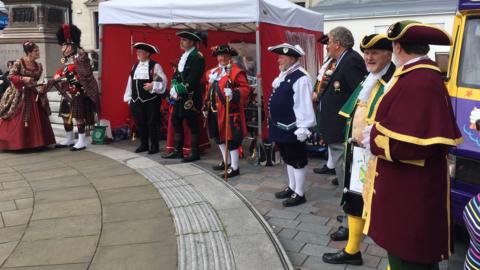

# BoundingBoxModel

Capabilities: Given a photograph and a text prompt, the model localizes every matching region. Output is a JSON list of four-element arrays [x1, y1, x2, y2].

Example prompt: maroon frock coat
[[365, 59, 462, 263]]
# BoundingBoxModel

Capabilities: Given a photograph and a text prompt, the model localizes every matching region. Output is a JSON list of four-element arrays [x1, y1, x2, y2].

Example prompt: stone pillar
[[0, 0, 70, 77]]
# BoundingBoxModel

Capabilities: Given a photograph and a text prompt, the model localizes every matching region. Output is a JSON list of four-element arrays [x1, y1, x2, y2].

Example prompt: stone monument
[[0, 0, 70, 76]]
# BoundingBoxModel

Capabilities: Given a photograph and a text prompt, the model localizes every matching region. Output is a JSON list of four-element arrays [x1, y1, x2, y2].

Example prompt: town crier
[[362, 21, 463, 269], [203, 44, 249, 178]]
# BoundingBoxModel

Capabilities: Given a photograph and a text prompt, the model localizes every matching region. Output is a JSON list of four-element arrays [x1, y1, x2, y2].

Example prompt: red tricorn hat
[[386, 20, 451, 46]]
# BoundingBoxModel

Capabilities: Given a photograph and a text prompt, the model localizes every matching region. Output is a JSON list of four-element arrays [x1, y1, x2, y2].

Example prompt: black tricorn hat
[[211, 44, 238, 57], [133, 42, 159, 54], [360, 34, 392, 52], [317, 33, 329, 45], [176, 30, 208, 47], [56, 24, 81, 47], [268, 43, 305, 57]]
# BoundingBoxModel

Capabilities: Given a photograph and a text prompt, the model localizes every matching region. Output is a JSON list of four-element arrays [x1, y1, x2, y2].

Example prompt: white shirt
[[123, 60, 167, 103], [272, 62, 317, 130]]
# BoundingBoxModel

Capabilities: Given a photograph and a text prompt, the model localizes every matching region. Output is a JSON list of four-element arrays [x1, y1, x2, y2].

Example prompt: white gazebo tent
[[98, 0, 323, 146]]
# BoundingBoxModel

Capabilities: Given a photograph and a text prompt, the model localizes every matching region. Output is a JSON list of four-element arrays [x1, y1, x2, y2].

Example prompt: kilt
[[58, 93, 96, 126]]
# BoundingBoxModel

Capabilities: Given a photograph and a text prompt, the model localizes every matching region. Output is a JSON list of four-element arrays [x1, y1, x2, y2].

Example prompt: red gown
[[0, 59, 55, 150]]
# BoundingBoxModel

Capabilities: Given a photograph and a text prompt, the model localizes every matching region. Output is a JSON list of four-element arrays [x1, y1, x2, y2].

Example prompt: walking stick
[[224, 63, 233, 182]]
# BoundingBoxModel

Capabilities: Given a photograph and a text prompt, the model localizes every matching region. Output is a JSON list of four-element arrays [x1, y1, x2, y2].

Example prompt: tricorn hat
[[386, 20, 451, 45], [211, 44, 238, 57], [268, 43, 305, 57], [133, 42, 159, 54], [176, 30, 208, 46], [360, 34, 392, 52], [56, 24, 81, 47], [317, 33, 329, 45]]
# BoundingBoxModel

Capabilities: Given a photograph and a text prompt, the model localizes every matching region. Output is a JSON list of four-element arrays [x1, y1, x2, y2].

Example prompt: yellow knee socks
[[345, 215, 365, 254]]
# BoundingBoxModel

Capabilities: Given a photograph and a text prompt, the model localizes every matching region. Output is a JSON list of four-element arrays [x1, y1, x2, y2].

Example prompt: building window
[[12, 7, 34, 23]]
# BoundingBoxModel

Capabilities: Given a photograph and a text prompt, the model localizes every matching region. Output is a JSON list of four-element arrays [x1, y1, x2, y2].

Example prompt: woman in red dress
[[0, 41, 55, 150]]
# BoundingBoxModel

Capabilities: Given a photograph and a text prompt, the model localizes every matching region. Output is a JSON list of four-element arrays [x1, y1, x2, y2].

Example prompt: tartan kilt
[[58, 93, 96, 125]]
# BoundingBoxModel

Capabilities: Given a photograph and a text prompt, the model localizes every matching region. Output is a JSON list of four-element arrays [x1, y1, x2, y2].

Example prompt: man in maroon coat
[[362, 20, 463, 269]]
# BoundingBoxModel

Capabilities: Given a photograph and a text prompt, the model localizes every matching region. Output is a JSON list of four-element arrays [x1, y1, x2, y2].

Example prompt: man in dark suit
[[162, 30, 206, 162], [318, 26, 367, 240]]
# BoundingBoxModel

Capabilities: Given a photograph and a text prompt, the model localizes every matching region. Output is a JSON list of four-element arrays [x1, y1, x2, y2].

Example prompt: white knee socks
[[218, 144, 227, 163], [287, 165, 296, 191], [294, 168, 306, 196], [230, 149, 239, 170], [327, 149, 335, 169]]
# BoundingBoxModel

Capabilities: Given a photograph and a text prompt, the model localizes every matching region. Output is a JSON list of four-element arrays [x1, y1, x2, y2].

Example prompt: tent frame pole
[[255, 22, 262, 144], [98, 24, 103, 95]]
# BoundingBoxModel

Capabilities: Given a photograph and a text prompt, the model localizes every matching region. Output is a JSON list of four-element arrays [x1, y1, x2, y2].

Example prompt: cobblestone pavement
[[114, 139, 467, 270]]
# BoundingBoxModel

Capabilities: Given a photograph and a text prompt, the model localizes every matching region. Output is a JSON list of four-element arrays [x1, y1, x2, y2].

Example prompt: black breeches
[[130, 98, 161, 147]]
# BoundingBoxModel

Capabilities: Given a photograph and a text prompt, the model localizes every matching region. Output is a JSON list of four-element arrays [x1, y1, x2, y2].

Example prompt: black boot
[[135, 130, 149, 153], [148, 142, 159, 155], [182, 135, 200, 162], [135, 144, 149, 153], [162, 133, 183, 159]]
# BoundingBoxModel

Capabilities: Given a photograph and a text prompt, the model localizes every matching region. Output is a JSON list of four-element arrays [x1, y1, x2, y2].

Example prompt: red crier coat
[[364, 59, 463, 263], [204, 64, 249, 141]]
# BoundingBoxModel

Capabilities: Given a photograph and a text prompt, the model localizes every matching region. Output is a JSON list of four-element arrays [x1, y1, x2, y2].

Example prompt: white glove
[[169, 86, 178, 99], [155, 82, 165, 94], [294, 127, 311, 142], [361, 125, 373, 150], [224, 88, 232, 98], [202, 110, 208, 118]]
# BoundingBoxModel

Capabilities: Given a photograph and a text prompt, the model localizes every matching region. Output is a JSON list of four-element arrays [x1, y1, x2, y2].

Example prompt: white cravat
[[272, 62, 301, 89], [133, 60, 149, 80], [358, 63, 392, 103], [178, 47, 195, 72]]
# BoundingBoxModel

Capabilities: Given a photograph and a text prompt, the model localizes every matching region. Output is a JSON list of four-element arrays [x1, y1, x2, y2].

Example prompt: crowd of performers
[[0, 20, 474, 269]]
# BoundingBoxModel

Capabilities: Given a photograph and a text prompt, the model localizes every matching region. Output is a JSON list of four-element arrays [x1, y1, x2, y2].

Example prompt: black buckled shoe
[[313, 165, 336, 175], [70, 146, 86, 151], [275, 187, 294, 199], [219, 167, 240, 179], [212, 161, 230, 171], [336, 215, 344, 223], [161, 150, 183, 159], [282, 193, 306, 207], [322, 249, 362, 265], [135, 145, 149, 153], [330, 226, 349, 241], [331, 178, 339, 186]]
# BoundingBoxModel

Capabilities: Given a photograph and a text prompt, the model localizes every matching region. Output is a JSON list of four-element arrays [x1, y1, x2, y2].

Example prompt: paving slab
[[89, 242, 176, 270], [22, 215, 101, 242], [3, 236, 98, 267]]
